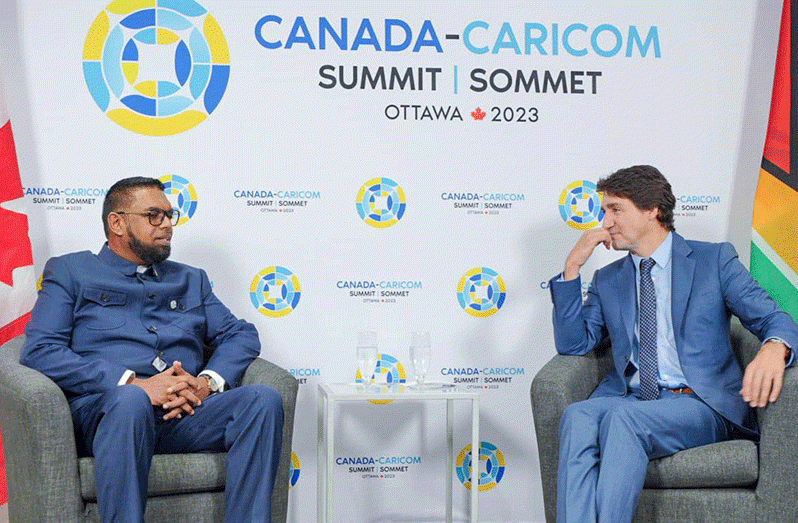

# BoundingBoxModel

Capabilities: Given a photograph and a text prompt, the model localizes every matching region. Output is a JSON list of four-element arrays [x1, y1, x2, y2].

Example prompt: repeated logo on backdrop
[[456, 441, 506, 492], [83, 0, 230, 136], [356, 352, 407, 385], [356, 353, 407, 405], [22, 186, 106, 212], [559, 180, 604, 230], [675, 193, 722, 218], [289, 451, 301, 489], [249, 266, 301, 317], [440, 190, 525, 216], [457, 267, 506, 317], [159, 174, 197, 225], [356, 177, 406, 227]]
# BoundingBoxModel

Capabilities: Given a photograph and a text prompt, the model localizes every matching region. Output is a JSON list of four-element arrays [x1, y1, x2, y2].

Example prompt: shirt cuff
[[118, 370, 135, 386], [199, 369, 226, 391]]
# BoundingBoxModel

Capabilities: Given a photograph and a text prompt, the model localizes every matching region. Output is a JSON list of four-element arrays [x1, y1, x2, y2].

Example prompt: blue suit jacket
[[550, 232, 798, 432], [22, 244, 261, 401]]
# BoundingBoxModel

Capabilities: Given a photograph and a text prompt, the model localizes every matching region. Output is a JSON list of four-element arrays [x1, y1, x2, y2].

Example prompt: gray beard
[[129, 233, 170, 265]]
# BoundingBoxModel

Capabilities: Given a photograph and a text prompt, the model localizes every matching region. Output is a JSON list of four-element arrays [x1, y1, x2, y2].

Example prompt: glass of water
[[356, 331, 378, 389], [409, 331, 432, 388]]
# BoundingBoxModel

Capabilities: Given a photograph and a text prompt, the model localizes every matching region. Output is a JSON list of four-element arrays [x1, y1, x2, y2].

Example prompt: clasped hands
[[130, 361, 211, 420]]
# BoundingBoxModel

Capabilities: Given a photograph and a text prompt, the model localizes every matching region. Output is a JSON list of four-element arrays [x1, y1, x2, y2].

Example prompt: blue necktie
[[639, 258, 659, 400]]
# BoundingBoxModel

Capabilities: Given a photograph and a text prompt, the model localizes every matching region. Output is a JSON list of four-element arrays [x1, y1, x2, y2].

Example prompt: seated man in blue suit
[[22, 177, 283, 523], [549, 165, 798, 523]]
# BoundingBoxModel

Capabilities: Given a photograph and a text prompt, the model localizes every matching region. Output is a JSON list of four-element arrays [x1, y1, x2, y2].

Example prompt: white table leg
[[317, 389, 324, 523], [471, 398, 479, 523], [446, 399, 453, 523], [326, 398, 335, 522]]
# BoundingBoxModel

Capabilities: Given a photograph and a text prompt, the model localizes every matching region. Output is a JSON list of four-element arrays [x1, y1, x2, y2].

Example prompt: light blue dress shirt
[[628, 232, 689, 390]]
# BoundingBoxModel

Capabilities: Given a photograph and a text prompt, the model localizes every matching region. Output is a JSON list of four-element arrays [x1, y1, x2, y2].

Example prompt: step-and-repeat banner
[[0, 1, 779, 521]]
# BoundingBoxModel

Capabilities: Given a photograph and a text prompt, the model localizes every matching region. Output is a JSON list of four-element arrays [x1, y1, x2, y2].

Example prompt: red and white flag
[[0, 62, 36, 507]]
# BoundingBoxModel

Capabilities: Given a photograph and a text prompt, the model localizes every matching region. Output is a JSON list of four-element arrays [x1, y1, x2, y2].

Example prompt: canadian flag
[[0, 64, 37, 506]]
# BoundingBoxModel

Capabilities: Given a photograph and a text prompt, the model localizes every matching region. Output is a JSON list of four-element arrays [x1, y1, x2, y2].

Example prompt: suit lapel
[[671, 233, 694, 340]]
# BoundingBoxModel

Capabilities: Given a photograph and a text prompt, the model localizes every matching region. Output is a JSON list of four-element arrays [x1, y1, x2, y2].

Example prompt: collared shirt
[[628, 232, 689, 390]]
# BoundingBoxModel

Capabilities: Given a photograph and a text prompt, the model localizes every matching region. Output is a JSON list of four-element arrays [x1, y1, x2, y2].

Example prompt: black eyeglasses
[[115, 209, 180, 226]]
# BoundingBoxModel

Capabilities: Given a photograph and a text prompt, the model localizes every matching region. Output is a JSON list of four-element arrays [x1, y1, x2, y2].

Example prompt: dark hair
[[596, 165, 675, 231], [102, 177, 165, 238]]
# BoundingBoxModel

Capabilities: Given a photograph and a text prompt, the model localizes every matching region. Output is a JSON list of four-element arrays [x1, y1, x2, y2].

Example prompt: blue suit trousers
[[557, 391, 729, 523], [70, 384, 284, 523]]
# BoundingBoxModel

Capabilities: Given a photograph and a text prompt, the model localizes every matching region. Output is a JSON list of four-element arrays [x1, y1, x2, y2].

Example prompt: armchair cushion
[[79, 453, 227, 500], [643, 439, 758, 488]]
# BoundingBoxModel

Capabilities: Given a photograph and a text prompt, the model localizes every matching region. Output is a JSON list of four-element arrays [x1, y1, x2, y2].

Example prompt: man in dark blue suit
[[22, 177, 283, 523], [549, 165, 798, 523]]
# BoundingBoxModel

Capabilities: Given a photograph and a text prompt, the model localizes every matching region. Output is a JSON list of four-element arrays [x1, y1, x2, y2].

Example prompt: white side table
[[317, 383, 480, 523]]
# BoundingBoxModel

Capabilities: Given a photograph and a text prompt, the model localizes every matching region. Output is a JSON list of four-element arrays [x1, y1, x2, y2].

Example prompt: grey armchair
[[531, 322, 798, 523], [0, 334, 298, 523]]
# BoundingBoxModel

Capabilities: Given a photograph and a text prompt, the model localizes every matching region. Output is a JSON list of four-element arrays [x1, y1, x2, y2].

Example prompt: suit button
[[148, 325, 157, 333], [101, 293, 109, 302]]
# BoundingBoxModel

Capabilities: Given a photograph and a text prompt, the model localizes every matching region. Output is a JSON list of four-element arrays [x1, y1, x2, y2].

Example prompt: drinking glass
[[409, 331, 432, 387], [356, 331, 378, 388]]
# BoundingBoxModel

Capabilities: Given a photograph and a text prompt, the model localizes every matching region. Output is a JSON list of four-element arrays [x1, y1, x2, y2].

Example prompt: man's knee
[[104, 385, 153, 419], [238, 384, 283, 420], [598, 404, 647, 447], [92, 386, 155, 454], [560, 400, 598, 437]]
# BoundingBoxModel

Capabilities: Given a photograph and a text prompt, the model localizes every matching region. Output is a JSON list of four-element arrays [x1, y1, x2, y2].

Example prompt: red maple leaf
[[471, 107, 486, 121], [0, 120, 33, 287]]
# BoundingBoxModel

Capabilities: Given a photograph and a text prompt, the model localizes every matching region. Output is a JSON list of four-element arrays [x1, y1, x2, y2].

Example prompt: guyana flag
[[752, 0, 798, 321]]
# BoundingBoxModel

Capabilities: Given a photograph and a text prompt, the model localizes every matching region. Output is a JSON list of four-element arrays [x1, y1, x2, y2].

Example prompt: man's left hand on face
[[740, 340, 789, 407], [162, 361, 212, 420]]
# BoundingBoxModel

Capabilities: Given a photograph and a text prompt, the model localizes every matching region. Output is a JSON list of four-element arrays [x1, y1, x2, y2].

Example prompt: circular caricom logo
[[457, 267, 506, 317], [356, 353, 407, 404], [356, 177, 406, 228], [456, 441, 506, 492], [559, 180, 604, 230], [250, 266, 301, 317], [83, 0, 230, 136], [356, 352, 407, 385], [159, 174, 197, 226], [289, 452, 300, 489]]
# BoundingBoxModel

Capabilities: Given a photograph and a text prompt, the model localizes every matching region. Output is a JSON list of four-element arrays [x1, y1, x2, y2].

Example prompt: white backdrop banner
[[0, 1, 780, 522]]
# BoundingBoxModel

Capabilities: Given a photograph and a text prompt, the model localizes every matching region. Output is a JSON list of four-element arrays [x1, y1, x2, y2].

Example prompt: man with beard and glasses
[[21, 177, 284, 523]]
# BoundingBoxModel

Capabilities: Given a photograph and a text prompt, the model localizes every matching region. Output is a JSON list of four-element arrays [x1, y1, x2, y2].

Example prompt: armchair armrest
[[0, 335, 83, 522], [531, 338, 613, 523], [755, 364, 798, 523], [241, 357, 298, 523]]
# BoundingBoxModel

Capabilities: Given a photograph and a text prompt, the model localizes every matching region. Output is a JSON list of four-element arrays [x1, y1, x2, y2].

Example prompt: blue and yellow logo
[[355, 352, 407, 385], [456, 441, 505, 492], [457, 267, 506, 317], [159, 174, 197, 225], [289, 451, 300, 489], [356, 178, 406, 228], [250, 266, 301, 317], [559, 180, 604, 230], [355, 352, 407, 404], [83, 0, 230, 136]]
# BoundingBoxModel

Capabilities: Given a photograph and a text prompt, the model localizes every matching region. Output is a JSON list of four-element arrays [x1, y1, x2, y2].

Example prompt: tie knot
[[641, 258, 655, 275]]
